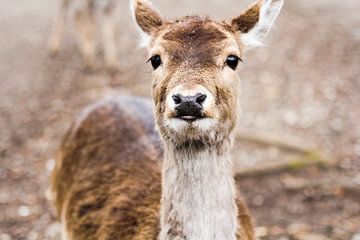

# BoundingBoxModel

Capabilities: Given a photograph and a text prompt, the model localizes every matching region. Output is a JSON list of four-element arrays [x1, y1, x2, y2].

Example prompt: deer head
[[131, 0, 283, 146]]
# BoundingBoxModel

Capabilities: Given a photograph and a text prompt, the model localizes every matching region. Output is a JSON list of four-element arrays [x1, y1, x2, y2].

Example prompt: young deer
[[48, 0, 119, 71], [49, 0, 283, 239]]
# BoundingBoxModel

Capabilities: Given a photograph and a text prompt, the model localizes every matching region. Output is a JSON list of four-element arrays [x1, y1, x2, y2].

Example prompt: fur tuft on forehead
[[159, 16, 233, 67], [163, 16, 230, 43]]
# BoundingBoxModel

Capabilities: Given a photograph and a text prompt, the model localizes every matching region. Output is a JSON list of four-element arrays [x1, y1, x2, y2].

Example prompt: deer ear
[[131, 0, 164, 35], [231, 0, 284, 50]]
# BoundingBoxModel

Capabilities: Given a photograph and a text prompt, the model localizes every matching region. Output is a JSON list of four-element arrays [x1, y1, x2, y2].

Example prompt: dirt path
[[0, 0, 359, 239]]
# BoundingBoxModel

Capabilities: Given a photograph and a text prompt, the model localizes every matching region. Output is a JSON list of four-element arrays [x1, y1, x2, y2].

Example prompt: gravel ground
[[0, 0, 359, 239]]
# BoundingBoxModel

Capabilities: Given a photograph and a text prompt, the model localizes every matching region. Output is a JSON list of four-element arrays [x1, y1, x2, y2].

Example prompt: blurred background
[[0, 0, 359, 239]]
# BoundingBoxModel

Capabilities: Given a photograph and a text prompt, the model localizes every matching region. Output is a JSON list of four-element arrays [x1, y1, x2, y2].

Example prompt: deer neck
[[159, 139, 238, 240]]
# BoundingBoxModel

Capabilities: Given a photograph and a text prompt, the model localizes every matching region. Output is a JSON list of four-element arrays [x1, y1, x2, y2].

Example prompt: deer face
[[132, 0, 283, 144], [148, 18, 243, 144]]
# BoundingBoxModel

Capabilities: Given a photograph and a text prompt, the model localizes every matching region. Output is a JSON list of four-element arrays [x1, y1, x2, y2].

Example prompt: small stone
[[45, 223, 61, 239], [352, 233, 360, 240], [324, 87, 337, 100], [353, 174, 360, 185], [281, 174, 306, 189], [294, 233, 328, 240], [46, 158, 56, 172], [252, 194, 264, 206], [18, 205, 31, 217], [255, 226, 268, 237], [283, 110, 298, 126], [269, 225, 286, 236], [0, 234, 12, 240], [287, 222, 309, 235], [26, 232, 38, 240]]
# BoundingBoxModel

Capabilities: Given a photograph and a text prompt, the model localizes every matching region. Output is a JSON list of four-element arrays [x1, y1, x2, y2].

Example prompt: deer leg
[[48, 0, 69, 56], [100, 6, 119, 73], [74, 5, 97, 71], [236, 197, 256, 240]]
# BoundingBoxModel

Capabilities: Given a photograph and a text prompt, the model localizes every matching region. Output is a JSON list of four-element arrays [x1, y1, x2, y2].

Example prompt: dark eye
[[226, 55, 242, 70], [148, 55, 162, 70]]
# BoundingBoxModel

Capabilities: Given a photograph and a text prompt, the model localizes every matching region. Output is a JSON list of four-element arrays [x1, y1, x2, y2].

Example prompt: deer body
[[51, 96, 253, 239], [50, 0, 283, 239], [48, 0, 119, 71]]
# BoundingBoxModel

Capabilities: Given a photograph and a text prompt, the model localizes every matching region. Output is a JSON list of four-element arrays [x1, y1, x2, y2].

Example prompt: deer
[[48, 0, 284, 239], [47, 0, 119, 72]]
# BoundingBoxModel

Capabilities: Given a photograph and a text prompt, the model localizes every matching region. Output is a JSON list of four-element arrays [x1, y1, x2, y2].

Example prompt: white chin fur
[[165, 118, 217, 133]]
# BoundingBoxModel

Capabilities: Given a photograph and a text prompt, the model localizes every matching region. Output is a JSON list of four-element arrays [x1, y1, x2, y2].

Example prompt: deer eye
[[148, 55, 162, 70], [226, 55, 242, 70]]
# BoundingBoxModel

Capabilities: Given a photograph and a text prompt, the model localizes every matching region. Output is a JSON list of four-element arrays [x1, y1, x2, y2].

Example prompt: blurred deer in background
[[48, 0, 283, 239], [47, 0, 119, 72]]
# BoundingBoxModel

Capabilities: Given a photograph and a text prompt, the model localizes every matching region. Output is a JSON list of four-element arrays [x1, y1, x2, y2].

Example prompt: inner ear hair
[[231, 1, 262, 33], [231, 0, 284, 49], [132, 0, 164, 34]]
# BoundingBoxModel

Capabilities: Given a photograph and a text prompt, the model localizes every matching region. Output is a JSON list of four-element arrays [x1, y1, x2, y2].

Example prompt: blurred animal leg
[[100, 7, 118, 72], [48, 0, 69, 55], [74, 4, 97, 70], [237, 198, 256, 240]]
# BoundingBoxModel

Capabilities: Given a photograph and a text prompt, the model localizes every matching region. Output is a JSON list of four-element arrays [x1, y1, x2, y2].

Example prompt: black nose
[[172, 93, 207, 120]]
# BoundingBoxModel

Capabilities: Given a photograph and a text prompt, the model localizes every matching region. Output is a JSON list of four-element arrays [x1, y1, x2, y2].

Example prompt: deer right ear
[[131, 0, 164, 35], [231, 0, 284, 50]]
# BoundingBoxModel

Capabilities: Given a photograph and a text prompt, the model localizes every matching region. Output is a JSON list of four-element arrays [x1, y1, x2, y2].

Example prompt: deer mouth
[[166, 114, 217, 133], [178, 115, 205, 123]]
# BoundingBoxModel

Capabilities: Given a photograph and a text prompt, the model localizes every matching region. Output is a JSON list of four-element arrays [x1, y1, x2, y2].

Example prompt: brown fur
[[162, 17, 228, 68], [231, 1, 262, 33], [133, 0, 163, 34], [51, 97, 162, 239]]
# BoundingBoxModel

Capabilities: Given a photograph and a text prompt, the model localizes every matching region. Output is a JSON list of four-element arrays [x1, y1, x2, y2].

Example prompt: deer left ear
[[130, 0, 164, 47], [231, 0, 284, 50], [131, 0, 164, 34]]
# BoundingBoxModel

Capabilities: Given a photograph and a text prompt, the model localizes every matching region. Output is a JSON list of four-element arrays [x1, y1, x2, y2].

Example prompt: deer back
[[50, 96, 163, 239]]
